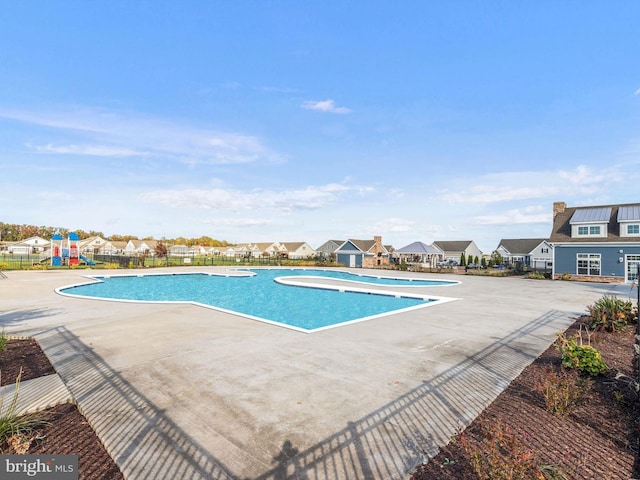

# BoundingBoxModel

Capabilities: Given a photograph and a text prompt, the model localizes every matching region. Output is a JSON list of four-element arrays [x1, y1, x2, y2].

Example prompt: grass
[[0, 369, 50, 451], [0, 329, 8, 352]]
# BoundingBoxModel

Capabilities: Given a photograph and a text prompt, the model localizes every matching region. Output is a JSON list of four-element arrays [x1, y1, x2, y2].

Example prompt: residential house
[[101, 241, 126, 255], [315, 240, 345, 260], [124, 239, 159, 256], [335, 236, 390, 268], [495, 238, 553, 270], [6, 236, 49, 255], [280, 242, 316, 259], [78, 236, 107, 255], [393, 241, 443, 267], [550, 201, 640, 283], [252, 242, 280, 258], [432, 240, 483, 264], [169, 244, 190, 256]]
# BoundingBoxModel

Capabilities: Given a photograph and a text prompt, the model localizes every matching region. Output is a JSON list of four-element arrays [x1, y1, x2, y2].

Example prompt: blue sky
[[1, 2, 638, 252]]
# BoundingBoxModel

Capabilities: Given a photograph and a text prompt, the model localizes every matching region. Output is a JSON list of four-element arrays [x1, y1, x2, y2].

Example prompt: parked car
[[437, 259, 458, 267], [466, 263, 482, 269]]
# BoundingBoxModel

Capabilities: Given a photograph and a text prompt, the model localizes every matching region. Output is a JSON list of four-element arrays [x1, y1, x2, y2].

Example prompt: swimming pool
[[57, 268, 459, 332]]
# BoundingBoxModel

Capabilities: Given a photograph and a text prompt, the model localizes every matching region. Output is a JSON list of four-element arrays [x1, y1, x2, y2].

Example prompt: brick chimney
[[553, 201, 567, 219], [374, 235, 382, 252]]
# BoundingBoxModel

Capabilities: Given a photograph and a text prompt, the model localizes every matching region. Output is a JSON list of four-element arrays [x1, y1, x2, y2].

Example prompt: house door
[[625, 255, 640, 283], [349, 255, 356, 267]]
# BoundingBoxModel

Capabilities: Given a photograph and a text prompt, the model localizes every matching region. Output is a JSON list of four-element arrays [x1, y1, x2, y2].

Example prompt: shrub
[[560, 272, 571, 280], [526, 272, 546, 280], [533, 366, 592, 416], [556, 332, 608, 376], [459, 419, 543, 480], [586, 295, 633, 332]]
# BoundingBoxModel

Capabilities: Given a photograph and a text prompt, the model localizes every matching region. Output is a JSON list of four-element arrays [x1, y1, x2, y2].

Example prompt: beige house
[[281, 242, 316, 259]]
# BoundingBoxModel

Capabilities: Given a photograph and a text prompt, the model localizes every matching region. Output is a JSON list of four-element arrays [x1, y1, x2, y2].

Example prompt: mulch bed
[[411, 318, 640, 479], [0, 338, 124, 480]]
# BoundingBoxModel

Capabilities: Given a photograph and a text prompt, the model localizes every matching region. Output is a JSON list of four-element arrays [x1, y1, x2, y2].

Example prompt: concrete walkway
[[0, 267, 633, 479]]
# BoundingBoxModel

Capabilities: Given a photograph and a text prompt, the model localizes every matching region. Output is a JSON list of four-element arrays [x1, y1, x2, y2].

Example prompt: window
[[627, 225, 640, 235], [577, 225, 602, 236], [577, 253, 601, 276], [541, 247, 549, 253]]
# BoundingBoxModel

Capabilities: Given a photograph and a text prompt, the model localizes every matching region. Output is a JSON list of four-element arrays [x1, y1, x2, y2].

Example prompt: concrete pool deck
[[0, 267, 633, 479]]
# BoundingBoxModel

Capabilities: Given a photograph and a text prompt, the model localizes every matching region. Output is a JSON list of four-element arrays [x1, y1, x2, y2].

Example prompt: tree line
[[0, 222, 233, 247]]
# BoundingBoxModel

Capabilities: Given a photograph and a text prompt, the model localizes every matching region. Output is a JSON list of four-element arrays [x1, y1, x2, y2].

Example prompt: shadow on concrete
[[22, 308, 575, 480], [0, 308, 64, 327], [253, 309, 576, 479], [32, 326, 239, 480]]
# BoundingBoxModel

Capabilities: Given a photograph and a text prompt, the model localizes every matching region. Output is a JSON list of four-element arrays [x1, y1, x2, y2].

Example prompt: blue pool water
[[59, 269, 457, 331]]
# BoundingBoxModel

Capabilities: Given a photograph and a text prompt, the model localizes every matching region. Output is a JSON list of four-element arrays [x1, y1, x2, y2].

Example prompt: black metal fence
[[0, 252, 326, 270]]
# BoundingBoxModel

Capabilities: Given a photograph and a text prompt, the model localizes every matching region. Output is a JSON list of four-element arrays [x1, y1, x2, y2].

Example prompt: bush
[[533, 366, 592, 416], [459, 419, 542, 480], [556, 333, 608, 376], [526, 272, 547, 280], [586, 295, 634, 332]]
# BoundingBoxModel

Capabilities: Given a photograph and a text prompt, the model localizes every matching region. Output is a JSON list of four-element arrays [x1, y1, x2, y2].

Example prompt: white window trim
[[576, 253, 601, 276], [572, 223, 607, 238]]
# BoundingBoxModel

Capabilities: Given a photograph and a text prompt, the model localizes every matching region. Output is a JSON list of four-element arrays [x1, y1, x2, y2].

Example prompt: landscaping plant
[[459, 419, 544, 480], [0, 369, 49, 452], [586, 295, 634, 332], [555, 332, 608, 376], [533, 366, 592, 416]]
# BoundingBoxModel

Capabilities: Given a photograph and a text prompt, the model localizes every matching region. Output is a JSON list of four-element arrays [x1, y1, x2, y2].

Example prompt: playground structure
[[50, 231, 95, 266]]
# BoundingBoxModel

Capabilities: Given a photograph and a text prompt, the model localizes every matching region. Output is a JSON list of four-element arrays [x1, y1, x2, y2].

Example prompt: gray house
[[550, 201, 640, 283], [432, 240, 483, 264], [495, 238, 553, 270], [315, 240, 345, 260]]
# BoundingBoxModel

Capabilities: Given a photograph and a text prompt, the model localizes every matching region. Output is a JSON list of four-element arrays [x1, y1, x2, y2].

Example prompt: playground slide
[[80, 254, 96, 266]]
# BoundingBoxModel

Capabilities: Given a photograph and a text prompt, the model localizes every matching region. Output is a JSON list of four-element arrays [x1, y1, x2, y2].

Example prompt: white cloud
[[474, 205, 550, 226], [31, 143, 147, 157], [139, 182, 365, 212], [1, 106, 281, 165], [440, 165, 624, 205], [635, 87, 640, 95], [301, 99, 352, 114], [37, 191, 74, 202], [204, 218, 272, 227]]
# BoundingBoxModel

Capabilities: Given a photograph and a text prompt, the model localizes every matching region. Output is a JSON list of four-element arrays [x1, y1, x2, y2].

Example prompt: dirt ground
[[0, 338, 124, 480], [411, 318, 640, 479]]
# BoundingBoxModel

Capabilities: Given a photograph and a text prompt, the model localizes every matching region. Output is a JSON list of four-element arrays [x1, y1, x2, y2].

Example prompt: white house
[[7, 236, 49, 255]]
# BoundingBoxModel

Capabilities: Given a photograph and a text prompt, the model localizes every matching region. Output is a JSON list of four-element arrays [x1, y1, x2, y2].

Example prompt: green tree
[[460, 253, 466, 266]]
